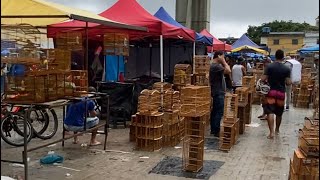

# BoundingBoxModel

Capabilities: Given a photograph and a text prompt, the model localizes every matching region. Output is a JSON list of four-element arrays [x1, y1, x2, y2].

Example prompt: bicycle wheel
[[0, 114, 33, 147], [27, 108, 49, 137], [32, 108, 58, 140]]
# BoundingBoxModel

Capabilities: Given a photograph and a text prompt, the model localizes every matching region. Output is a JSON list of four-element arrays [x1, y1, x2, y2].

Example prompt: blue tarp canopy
[[232, 34, 262, 49], [154, 7, 213, 45], [298, 45, 319, 53]]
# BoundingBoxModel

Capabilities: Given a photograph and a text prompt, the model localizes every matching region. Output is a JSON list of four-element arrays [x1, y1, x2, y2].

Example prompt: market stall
[[200, 29, 232, 52], [1, 0, 147, 179]]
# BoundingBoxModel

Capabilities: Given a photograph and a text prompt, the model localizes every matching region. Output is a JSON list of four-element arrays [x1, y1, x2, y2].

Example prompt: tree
[[247, 20, 319, 45]]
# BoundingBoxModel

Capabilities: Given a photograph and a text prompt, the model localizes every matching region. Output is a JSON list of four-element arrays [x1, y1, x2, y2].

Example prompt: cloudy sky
[[47, 0, 319, 38]]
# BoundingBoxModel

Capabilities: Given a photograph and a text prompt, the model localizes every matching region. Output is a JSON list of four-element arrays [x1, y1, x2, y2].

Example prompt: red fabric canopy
[[48, 0, 195, 41], [200, 29, 231, 52]]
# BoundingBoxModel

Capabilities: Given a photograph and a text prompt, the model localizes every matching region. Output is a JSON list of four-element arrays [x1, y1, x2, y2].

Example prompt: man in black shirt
[[261, 50, 291, 139], [209, 51, 231, 137]]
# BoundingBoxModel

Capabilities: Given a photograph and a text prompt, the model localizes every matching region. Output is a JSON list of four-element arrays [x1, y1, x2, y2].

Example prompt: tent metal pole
[[168, 44, 171, 75], [117, 56, 120, 81], [211, 45, 214, 61], [149, 43, 152, 77], [193, 42, 196, 74], [160, 35, 164, 108], [160, 35, 164, 82], [85, 22, 88, 71]]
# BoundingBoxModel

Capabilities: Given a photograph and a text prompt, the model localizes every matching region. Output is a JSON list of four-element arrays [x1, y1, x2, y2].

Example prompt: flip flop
[[257, 115, 264, 118], [267, 135, 274, 139], [89, 142, 102, 146]]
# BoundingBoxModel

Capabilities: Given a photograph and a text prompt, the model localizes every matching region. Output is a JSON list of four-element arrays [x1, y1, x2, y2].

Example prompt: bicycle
[[1, 103, 33, 147]]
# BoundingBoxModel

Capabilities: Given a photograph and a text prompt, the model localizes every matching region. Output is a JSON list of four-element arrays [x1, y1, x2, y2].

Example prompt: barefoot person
[[209, 51, 231, 137], [64, 87, 101, 146], [261, 50, 291, 139]]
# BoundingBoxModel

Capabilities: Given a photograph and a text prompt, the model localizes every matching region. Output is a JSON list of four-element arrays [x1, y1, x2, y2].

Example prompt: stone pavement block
[[0, 105, 314, 180]]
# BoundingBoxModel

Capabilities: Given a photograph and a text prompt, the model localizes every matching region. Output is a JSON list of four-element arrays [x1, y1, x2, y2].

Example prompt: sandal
[[89, 142, 102, 146]]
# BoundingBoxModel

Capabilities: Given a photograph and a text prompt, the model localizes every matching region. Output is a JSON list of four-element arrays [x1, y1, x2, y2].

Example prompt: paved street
[[1, 105, 313, 180]]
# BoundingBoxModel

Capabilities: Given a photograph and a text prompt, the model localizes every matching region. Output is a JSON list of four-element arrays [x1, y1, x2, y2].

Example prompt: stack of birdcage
[[219, 93, 240, 151]]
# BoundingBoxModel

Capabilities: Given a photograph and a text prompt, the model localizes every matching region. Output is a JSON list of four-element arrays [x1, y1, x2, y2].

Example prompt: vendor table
[[1, 92, 110, 180]]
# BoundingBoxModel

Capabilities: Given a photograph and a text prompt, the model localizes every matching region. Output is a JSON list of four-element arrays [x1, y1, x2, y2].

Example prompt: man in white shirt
[[231, 57, 246, 92]]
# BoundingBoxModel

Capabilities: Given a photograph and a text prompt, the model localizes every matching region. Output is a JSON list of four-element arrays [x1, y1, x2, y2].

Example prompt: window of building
[[273, 39, 279, 45], [292, 39, 298, 45]]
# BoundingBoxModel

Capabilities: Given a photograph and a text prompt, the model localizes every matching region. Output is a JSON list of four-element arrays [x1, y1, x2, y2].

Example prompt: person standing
[[209, 51, 231, 137], [261, 50, 291, 139], [231, 57, 246, 92]]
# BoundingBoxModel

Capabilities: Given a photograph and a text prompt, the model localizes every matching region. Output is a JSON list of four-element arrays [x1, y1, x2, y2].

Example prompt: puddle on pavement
[[149, 156, 224, 180], [204, 138, 219, 150], [265, 156, 286, 161]]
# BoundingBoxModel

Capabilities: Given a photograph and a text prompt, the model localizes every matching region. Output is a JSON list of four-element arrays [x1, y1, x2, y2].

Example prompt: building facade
[[304, 31, 319, 47], [260, 32, 305, 55]]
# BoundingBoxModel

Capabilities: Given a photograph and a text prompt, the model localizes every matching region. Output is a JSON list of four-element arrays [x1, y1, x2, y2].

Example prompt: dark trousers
[[210, 93, 225, 134]]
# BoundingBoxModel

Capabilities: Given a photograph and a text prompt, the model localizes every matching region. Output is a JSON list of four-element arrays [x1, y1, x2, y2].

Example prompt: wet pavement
[[1, 105, 313, 180]]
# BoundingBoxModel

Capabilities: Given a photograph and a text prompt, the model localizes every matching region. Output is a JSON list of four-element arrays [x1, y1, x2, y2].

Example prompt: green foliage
[[246, 20, 319, 44]]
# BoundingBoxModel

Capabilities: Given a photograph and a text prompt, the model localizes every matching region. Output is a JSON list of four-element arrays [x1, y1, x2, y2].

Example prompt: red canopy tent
[[47, 0, 195, 41], [48, 0, 196, 82], [200, 29, 232, 52]]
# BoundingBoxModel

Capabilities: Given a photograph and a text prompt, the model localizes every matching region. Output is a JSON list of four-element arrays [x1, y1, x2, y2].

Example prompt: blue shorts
[[64, 117, 99, 132]]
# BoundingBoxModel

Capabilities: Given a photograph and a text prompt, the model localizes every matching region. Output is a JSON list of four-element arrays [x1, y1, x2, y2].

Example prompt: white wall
[[304, 31, 319, 47]]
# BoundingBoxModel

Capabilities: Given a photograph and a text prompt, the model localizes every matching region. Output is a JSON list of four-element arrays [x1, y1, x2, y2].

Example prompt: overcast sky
[[47, 0, 319, 38]]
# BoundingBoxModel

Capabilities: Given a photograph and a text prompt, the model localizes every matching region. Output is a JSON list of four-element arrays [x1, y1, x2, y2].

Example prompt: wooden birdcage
[[235, 87, 249, 106], [255, 63, 264, 72], [5, 73, 46, 103], [219, 122, 237, 151], [194, 55, 210, 75], [135, 112, 164, 151], [182, 137, 204, 172], [152, 82, 173, 93], [56, 32, 83, 51], [104, 33, 129, 56], [137, 89, 161, 115], [163, 89, 180, 111], [192, 73, 209, 86], [291, 149, 319, 177], [174, 64, 192, 85], [71, 70, 88, 96], [184, 117, 206, 144], [223, 93, 239, 123], [242, 76, 255, 93], [52, 49, 72, 71], [180, 86, 211, 117]]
